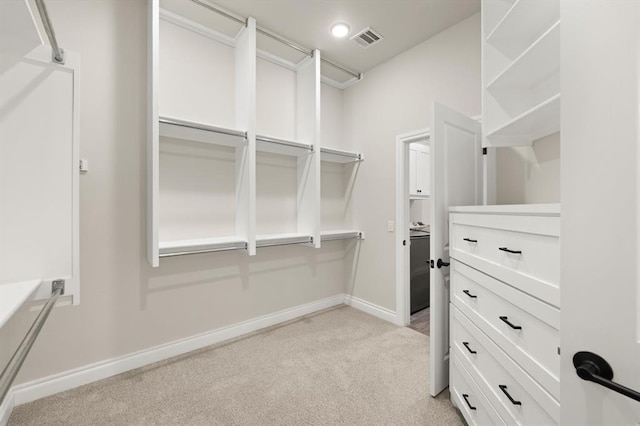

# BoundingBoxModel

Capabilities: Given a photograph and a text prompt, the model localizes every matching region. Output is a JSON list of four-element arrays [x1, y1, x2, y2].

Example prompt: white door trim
[[395, 128, 431, 326]]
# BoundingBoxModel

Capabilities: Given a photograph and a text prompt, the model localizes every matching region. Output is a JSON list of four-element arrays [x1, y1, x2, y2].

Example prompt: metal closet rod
[[189, 0, 361, 80], [0, 281, 64, 405], [34, 0, 65, 64]]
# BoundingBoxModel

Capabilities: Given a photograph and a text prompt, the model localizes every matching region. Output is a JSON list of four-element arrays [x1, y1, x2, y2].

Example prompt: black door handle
[[573, 351, 640, 402], [499, 316, 522, 330], [499, 385, 522, 405], [499, 247, 522, 254], [462, 341, 477, 354], [437, 258, 449, 268], [462, 394, 476, 410], [463, 290, 477, 299], [463, 238, 478, 243]]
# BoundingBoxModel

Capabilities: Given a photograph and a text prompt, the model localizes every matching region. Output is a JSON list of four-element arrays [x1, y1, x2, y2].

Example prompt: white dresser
[[448, 204, 560, 425]]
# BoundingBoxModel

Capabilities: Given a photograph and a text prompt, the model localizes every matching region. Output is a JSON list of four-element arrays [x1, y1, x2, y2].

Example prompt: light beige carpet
[[9, 306, 464, 425]]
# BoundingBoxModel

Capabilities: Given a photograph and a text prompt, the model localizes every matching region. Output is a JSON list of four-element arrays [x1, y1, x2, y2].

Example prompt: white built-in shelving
[[148, 0, 363, 266], [482, 0, 560, 147]]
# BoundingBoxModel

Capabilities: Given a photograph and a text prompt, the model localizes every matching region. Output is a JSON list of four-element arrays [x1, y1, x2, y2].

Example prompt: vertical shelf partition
[[147, 0, 363, 266]]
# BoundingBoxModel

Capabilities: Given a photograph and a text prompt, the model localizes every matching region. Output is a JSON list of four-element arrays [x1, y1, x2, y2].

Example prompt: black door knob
[[436, 259, 449, 268]]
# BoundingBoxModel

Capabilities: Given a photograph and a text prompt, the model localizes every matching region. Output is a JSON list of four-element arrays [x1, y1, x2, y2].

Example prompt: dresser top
[[449, 203, 560, 215]]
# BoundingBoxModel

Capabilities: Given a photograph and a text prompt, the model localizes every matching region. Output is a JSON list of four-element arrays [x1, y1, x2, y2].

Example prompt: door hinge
[[482, 147, 487, 155], [402, 240, 406, 246]]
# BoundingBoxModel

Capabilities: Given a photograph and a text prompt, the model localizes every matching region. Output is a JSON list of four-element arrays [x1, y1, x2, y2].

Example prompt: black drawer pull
[[499, 247, 521, 254], [463, 238, 478, 243], [463, 341, 477, 354], [463, 290, 477, 299], [462, 394, 477, 410], [499, 316, 522, 330], [499, 385, 522, 405]]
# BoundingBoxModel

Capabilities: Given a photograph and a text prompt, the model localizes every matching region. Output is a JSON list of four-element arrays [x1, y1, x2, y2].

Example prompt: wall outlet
[[387, 220, 394, 232]]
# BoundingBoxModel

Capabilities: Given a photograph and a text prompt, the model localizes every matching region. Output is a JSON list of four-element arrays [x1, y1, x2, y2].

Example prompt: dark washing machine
[[409, 230, 430, 314]]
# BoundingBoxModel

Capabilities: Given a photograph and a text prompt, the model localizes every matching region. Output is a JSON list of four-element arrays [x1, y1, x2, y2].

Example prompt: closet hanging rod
[[0, 281, 64, 405], [190, 0, 246, 26], [159, 246, 247, 258], [188, 0, 362, 80], [34, 0, 64, 64], [256, 238, 313, 249], [256, 135, 313, 151], [159, 117, 247, 139]]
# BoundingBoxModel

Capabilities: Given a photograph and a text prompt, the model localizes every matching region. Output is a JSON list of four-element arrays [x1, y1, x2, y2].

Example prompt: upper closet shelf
[[320, 147, 363, 163], [487, 21, 560, 92], [486, 94, 560, 145], [256, 134, 313, 156], [486, 0, 560, 58], [159, 237, 247, 257], [0, 279, 42, 329], [256, 233, 313, 248], [159, 116, 247, 147]]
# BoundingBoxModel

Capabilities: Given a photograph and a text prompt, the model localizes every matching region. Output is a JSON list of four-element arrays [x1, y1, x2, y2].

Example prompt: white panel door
[[561, 2, 640, 424], [417, 149, 430, 197], [430, 103, 482, 396], [409, 147, 417, 195]]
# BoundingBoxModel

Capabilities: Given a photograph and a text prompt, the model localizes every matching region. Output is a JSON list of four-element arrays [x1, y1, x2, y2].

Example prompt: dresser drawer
[[452, 305, 559, 424], [451, 260, 560, 399], [451, 355, 506, 426], [450, 212, 560, 307]]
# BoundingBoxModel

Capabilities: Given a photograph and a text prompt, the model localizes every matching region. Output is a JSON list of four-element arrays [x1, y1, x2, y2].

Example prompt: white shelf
[[486, 0, 559, 58], [0, 279, 42, 329], [487, 21, 560, 92], [487, 94, 560, 145], [256, 134, 313, 157], [159, 237, 246, 257], [159, 116, 246, 147], [320, 147, 363, 163], [320, 230, 362, 242], [256, 233, 313, 248]]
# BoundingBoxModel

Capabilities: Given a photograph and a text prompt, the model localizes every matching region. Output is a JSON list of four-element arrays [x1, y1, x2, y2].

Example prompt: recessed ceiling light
[[330, 23, 350, 38]]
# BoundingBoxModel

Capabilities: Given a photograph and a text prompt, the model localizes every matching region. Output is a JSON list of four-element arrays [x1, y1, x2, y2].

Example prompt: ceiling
[[199, 0, 480, 78]]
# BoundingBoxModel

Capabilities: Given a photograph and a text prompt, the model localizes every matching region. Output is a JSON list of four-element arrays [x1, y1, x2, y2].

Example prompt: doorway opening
[[395, 128, 431, 332]]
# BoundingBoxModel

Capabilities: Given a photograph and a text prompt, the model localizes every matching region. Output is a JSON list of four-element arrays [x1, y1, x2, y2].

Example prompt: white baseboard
[[0, 392, 14, 426], [3, 292, 399, 420], [343, 294, 398, 324], [9, 294, 345, 408]]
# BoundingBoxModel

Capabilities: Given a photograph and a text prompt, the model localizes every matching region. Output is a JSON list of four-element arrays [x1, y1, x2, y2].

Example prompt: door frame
[[395, 128, 431, 326], [395, 116, 486, 327]]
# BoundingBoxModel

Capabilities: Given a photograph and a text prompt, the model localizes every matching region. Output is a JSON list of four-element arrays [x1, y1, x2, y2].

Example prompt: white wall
[[0, 0, 345, 385], [497, 132, 561, 204], [342, 14, 482, 310]]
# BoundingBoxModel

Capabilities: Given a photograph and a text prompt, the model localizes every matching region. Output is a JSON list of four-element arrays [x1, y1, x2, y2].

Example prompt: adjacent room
[[1, 0, 639, 425]]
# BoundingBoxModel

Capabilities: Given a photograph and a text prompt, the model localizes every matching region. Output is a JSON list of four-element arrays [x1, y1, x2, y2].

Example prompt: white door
[[417, 149, 430, 197], [561, 2, 640, 424], [429, 103, 482, 396]]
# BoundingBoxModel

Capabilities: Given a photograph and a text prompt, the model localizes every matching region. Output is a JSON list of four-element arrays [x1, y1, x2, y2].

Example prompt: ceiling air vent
[[351, 27, 383, 48]]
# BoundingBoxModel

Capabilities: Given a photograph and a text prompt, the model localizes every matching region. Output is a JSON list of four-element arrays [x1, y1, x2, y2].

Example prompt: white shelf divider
[[320, 147, 363, 163], [320, 230, 363, 242], [159, 237, 246, 257], [256, 233, 313, 248], [487, 21, 560, 93], [294, 50, 322, 249], [235, 17, 257, 256], [486, 0, 559, 58], [159, 116, 246, 146], [486, 93, 560, 145]]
